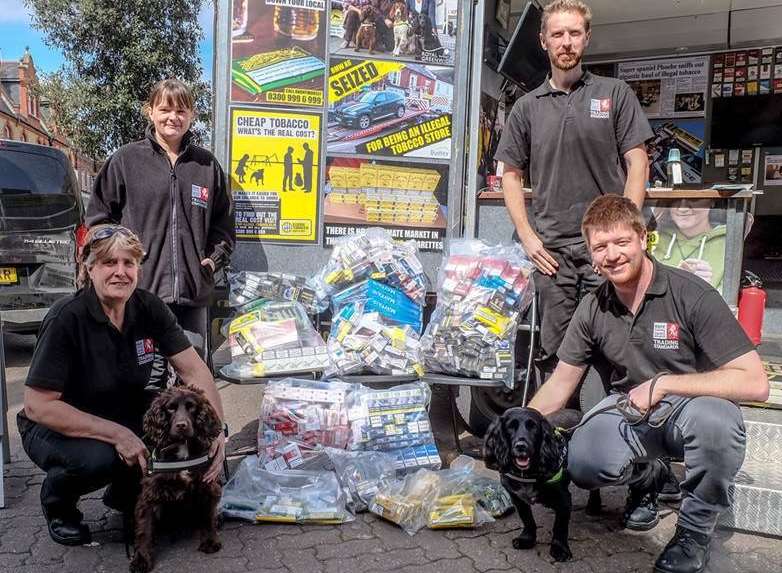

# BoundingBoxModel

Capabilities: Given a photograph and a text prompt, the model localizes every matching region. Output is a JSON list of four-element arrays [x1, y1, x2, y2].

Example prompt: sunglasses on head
[[83, 226, 147, 262]]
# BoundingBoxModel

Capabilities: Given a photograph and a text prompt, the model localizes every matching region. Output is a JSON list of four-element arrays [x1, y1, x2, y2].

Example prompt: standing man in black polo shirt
[[529, 196, 768, 573], [494, 0, 653, 385]]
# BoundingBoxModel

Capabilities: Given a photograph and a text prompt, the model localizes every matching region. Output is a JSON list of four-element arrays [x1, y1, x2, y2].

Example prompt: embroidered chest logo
[[191, 185, 209, 208], [590, 98, 611, 119], [652, 322, 679, 350], [136, 338, 155, 365]]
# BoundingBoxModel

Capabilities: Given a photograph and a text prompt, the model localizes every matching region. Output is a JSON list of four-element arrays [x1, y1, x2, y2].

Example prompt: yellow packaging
[[359, 163, 379, 187], [428, 494, 476, 529]]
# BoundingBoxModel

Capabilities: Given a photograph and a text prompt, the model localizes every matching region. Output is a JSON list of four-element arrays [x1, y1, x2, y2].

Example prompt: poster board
[[322, 157, 448, 251], [646, 198, 728, 295], [229, 107, 321, 243], [327, 57, 453, 159], [329, 0, 459, 66], [231, 0, 327, 107], [618, 56, 709, 119]]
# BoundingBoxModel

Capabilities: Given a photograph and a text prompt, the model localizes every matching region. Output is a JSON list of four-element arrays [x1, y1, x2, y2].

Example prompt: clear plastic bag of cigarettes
[[258, 378, 352, 471], [347, 382, 441, 472], [421, 240, 535, 389], [228, 270, 319, 314], [326, 301, 424, 377], [219, 300, 329, 380], [324, 448, 397, 513], [368, 468, 441, 535], [311, 227, 427, 309], [220, 457, 353, 524]]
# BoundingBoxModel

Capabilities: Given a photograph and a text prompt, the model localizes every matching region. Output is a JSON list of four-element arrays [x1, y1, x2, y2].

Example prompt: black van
[[0, 140, 85, 333]]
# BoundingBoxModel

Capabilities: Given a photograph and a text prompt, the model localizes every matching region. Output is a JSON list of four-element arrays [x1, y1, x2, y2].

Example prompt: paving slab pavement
[[2, 381, 780, 572]]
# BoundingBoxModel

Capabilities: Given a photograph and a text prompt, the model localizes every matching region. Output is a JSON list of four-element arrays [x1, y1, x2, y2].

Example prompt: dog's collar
[[147, 449, 211, 474]]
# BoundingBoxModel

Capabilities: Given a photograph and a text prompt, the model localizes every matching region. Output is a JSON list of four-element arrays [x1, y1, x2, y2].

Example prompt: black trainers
[[623, 490, 659, 531], [654, 526, 710, 573], [658, 461, 683, 502]]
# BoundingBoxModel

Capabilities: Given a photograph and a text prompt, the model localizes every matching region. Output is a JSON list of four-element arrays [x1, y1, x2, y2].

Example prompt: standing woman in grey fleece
[[87, 78, 235, 376]]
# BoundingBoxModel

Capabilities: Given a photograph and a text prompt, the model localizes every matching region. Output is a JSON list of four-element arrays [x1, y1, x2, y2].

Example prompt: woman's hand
[[201, 258, 216, 273], [114, 427, 149, 474], [679, 258, 713, 284], [204, 435, 226, 483]]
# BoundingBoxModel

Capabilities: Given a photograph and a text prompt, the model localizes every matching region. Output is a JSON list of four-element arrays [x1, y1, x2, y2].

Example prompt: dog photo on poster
[[231, 0, 327, 107], [329, 0, 458, 66], [322, 156, 448, 251], [327, 57, 453, 159]]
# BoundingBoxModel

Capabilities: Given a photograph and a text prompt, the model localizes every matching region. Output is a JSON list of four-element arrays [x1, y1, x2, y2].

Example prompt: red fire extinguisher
[[738, 271, 766, 346]]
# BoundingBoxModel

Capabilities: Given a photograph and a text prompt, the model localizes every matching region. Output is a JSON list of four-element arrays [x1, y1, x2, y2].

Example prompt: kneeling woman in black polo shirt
[[17, 224, 225, 546]]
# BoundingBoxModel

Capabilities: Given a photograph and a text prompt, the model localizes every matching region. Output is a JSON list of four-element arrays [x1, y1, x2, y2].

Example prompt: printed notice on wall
[[230, 107, 321, 243], [618, 56, 709, 119]]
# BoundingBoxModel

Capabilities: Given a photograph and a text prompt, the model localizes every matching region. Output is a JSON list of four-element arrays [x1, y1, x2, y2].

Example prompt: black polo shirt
[[558, 258, 754, 393], [494, 71, 654, 248], [22, 287, 191, 432]]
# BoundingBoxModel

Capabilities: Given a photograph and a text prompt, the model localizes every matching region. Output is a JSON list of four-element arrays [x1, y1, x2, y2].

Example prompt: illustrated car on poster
[[334, 90, 406, 130]]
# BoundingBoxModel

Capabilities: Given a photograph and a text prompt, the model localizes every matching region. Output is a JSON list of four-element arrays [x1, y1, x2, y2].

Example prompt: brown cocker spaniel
[[129, 385, 223, 573]]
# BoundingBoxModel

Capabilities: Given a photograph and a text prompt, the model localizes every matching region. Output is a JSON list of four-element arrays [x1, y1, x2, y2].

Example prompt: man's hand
[[114, 428, 149, 474], [201, 258, 216, 273], [628, 376, 668, 412], [204, 435, 226, 483], [519, 231, 558, 275]]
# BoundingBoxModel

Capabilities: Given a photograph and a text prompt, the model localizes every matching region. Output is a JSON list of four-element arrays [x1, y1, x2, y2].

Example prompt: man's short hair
[[582, 195, 646, 243], [541, 0, 593, 34]]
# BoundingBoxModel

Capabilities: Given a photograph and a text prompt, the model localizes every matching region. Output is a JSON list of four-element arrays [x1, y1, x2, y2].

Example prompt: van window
[[0, 148, 80, 232]]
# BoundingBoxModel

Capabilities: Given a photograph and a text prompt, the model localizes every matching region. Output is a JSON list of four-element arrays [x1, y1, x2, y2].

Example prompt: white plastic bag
[[219, 456, 353, 524], [324, 448, 397, 513], [257, 378, 352, 471], [312, 228, 427, 310], [346, 382, 441, 472], [421, 240, 534, 388], [219, 300, 329, 380]]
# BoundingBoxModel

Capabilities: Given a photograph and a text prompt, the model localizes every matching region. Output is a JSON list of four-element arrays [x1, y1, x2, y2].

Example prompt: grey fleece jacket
[[87, 126, 234, 306]]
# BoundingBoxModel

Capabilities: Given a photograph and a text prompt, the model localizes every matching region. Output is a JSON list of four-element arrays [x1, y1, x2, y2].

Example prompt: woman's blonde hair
[[78, 224, 145, 288], [143, 78, 194, 116]]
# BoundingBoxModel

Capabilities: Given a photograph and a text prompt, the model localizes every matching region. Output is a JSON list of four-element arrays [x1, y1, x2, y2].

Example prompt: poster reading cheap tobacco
[[327, 57, 453, 159], [231, 0, 327, 107], [230, 108, 320, 243]]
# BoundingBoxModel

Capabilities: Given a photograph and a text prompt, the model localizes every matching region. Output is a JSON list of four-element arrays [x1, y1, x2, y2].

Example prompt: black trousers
[[149, 304, 210, 388], [18, 414, 143, 519]]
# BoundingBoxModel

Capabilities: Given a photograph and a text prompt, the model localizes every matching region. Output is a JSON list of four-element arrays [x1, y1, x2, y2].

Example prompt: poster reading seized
[[231, 0, 327, 107], [618, 56, 709, 119], [323, 157, 448, 251], [327, 57, 453, 159], [230, 108, 320, 242], [329, 0, 459, 66]]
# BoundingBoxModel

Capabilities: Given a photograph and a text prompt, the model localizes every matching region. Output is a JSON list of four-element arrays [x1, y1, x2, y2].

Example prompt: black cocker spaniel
[[130, 385, 223, 573], [484, 407, 590, 562]]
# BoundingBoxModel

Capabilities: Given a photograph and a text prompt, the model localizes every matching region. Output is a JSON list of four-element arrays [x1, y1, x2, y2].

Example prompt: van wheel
[[468, 383, 529, 438]]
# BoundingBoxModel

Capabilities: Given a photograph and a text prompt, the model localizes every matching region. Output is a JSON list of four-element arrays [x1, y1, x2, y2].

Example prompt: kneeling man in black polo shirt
[[529, 195, 768, 573], [17, 224, 225, 546]]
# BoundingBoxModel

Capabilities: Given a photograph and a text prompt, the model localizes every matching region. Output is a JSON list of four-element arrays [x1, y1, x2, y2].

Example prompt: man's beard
[[551, 51, 582, 71]]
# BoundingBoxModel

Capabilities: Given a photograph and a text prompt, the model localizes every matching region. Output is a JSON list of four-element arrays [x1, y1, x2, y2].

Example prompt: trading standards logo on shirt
[[192, 185, 209, 208], [653, 322, 680, 350], [590, 98, 611, 119], [136, 338, 155, 365]]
